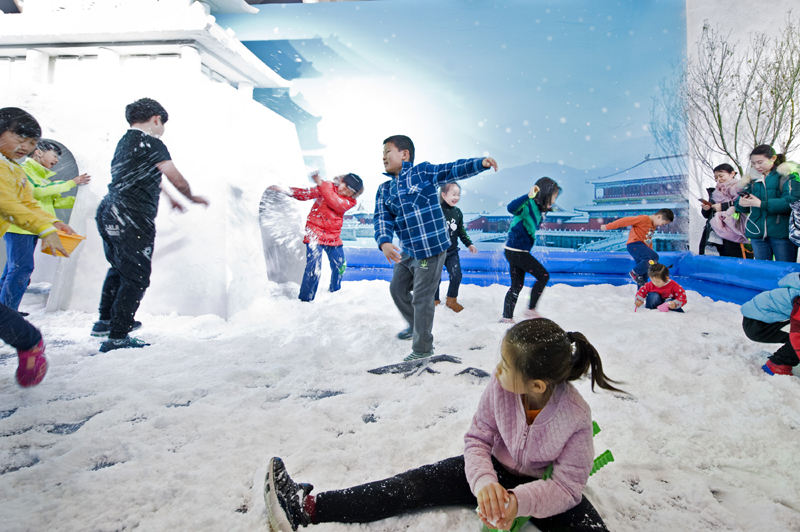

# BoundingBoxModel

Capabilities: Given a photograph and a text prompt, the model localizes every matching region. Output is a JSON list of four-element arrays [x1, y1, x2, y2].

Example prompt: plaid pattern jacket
[[374, 158, 487, 259]]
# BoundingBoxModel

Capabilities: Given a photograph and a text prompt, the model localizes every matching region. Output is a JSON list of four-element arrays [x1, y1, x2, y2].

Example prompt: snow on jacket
[[8, 158, 77, 236], [0, 154, 59, 239], [741, 272, 800, 323], [464, 375, 594, 519], [735, 161, 800, 240], [374, 158, 488, 259], [635, 279, 688, 309], [289, 181, 357, 247], [504, 194, 543, 252], [708, 178, 749, 244]]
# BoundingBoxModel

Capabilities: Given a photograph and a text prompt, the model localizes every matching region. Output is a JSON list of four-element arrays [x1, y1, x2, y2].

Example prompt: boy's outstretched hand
[[310, 171, 323, 186], [380, 242, 402, 263], [72, 173, 91, 185], [268, 185, 289, 195], [468, 244, 478, 254], [190, 195, 209, 207], [482, 157, 498, 172], [600, 224, 607, 231]]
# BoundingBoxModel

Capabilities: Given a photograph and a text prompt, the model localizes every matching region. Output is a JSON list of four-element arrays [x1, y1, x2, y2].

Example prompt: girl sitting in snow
[[700, 163, 750, 258], [501, 177, 561, 323], [634, 262, 687, 313], [264, 318, 622, 532]]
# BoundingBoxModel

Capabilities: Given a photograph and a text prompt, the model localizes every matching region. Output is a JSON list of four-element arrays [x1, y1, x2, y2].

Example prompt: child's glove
[[657, 302, 671, 312]]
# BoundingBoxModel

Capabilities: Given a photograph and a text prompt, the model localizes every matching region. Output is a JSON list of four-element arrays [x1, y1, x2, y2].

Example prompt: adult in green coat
[[736, 144, 800, 262]]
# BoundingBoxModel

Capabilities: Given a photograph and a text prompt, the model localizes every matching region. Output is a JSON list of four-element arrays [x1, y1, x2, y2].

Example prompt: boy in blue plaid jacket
[[374, 135, 497, 361]]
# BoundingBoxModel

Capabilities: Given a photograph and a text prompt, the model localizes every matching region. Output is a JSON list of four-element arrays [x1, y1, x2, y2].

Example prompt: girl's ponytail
[[566, 331, 625, 393]]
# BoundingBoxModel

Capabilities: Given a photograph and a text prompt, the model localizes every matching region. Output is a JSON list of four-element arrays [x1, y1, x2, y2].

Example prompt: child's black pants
[[742, 317, 799, 366], [503, 249, 549, 318], [435, 249, 463, 301], [96, 199, 155, 339], [314, 455, 608, 531]]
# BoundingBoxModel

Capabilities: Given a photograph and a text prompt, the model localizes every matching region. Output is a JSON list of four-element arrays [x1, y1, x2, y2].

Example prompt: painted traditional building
[[567, 154, 689, 251]]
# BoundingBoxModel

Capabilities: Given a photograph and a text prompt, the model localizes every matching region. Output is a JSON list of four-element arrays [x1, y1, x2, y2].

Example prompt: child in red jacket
[[270, 172, 363, 302], [634, 262, 686, 313]]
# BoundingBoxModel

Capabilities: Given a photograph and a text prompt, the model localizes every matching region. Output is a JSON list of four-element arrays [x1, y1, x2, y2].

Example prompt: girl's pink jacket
[[289, 181, 357, 247], [464, 375, 594, 519]]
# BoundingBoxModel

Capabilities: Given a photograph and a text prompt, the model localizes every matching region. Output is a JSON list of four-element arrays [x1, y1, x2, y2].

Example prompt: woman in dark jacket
[[736, 144, 800, 262]]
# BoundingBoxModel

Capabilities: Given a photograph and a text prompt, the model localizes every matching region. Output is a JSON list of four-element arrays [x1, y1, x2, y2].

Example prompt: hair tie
[[566, 332, 579, 361], [648, 260, 655, 265]]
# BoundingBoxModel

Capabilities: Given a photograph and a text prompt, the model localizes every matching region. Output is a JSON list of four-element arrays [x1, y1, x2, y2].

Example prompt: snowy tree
[[652, 15, 800, 177]]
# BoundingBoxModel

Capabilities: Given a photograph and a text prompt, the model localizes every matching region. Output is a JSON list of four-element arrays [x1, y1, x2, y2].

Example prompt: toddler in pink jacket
[[264, 319, 622, 532]]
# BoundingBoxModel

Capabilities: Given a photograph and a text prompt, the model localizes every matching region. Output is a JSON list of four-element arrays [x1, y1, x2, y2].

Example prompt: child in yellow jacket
[[0, 107, 75, 388], [1, 140, 91, 311]]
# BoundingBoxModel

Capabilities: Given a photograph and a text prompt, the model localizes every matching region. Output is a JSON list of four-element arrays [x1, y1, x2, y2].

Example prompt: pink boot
[[16, 340, 48, 388]]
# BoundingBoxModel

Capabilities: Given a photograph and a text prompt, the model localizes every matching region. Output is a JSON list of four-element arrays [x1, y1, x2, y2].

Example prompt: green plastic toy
[[480, 421, 614, 532]]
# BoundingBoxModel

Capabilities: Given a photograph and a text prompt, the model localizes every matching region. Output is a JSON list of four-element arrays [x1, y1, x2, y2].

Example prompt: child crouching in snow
[[264, 318, 622, 532], [269, 171, 363, 302], [634, 262, 687, 313], [741, 272, 800, 376]]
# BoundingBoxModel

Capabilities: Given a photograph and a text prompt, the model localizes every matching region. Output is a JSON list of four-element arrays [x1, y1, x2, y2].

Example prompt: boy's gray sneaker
[[91, 320, 142, 337], [397, 327, 413, 340], [403, 351, 433, 361], [99, 335, 149, 353]]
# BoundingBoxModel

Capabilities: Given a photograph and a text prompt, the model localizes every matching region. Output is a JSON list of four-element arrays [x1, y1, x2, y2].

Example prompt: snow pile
[[1, 280, 799, 531], [3, 81, 308, 318]]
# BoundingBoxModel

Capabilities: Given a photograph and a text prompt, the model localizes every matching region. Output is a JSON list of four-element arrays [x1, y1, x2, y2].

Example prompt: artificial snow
[[1, 279, 799, 532]]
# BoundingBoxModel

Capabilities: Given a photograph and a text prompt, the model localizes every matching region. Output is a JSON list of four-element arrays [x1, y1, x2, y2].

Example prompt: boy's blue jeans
[[627, 242, 659, 277], [299, 244, 346, 302], [645, 292, 684, 313], [0, 233, 39, 311], [750, 237, 798, 262]]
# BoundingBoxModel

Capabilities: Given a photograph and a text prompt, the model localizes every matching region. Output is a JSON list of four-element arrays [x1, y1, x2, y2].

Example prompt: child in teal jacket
[[501, 177, 560, 322]]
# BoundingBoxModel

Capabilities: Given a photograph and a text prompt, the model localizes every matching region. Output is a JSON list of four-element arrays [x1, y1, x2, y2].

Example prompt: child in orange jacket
[[270, 172, 363, 302], [601, 208, 674, 287]]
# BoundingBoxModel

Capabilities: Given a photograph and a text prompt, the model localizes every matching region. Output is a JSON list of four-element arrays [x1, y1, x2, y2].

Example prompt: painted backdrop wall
[[219, 0, 689, 250]]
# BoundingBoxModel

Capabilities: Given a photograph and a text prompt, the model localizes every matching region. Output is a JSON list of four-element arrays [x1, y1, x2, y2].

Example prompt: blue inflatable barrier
[[343, 248, 800, 305]]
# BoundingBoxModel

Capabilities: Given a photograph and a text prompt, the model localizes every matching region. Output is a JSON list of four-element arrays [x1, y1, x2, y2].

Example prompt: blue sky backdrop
[[220, 0, 686, 213]]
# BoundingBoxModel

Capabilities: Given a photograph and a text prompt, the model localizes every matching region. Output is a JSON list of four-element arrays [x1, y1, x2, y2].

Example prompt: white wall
[[3, 76, 308, 319]]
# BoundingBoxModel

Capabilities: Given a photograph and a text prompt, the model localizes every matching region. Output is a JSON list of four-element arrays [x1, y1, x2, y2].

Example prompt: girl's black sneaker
[[264, 457, 314, 532]]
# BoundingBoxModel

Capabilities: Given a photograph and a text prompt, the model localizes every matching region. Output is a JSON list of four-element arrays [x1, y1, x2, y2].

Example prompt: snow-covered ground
[[1, 279, 799, 532]]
